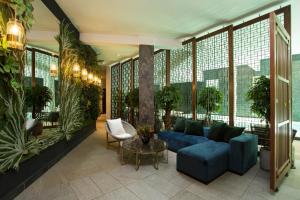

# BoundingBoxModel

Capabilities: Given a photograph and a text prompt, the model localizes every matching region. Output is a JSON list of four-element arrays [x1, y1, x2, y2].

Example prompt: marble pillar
[[138, 45, 154, 127]]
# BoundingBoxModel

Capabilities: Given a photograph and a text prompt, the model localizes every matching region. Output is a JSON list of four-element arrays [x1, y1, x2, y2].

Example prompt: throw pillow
[[207, 123, 227, 141], [173, 117, 186, 132], [107, 118, 126, 136], [223, 125, 245, 142], [184, 120, 204, 136]]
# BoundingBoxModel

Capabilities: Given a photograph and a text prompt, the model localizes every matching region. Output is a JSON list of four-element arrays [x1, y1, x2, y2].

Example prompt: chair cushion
[[114, 133, 133, 139], [173, 118, 186, 132], [107, 118, 126, 136], [25, 119, 38, 131], [184, 120, 203, 136]]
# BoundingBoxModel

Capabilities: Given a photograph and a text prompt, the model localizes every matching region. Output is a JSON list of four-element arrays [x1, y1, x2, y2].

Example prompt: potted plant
[[156, 86, 180, 130], [25, 85, 53, 119], [137, 125, 153, 144], [197, 86, 223, 125], [247, 75, 270, 170], [247, 75, 270, 126]]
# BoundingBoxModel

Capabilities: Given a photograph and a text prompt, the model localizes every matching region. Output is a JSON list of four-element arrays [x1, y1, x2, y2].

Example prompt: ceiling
[[27, 0, 59, 52], [28, 0, 289, 65]]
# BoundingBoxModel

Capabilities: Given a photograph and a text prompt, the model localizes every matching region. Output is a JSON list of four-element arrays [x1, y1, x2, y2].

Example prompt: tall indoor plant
[[156, 86, 180, 130], [198, 86, 223, 124], [246, 75, 270, 126], [25, 85, 52, 118]]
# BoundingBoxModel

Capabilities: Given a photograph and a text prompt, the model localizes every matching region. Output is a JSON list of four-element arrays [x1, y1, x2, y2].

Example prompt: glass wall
[[233, 14, 284, 129], [170, 43, 192, 118], [24, 48, 59, 119], [196, 31, 229, 123]]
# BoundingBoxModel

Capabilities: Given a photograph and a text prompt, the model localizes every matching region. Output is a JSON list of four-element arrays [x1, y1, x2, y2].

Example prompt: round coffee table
[[120, 138, 168, 170]]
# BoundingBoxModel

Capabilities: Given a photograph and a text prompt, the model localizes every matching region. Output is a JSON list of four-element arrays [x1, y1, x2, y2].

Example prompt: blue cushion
[[177, 141, 229, 183], [203, 126, 210, 137], [158, 131, 208, 152]]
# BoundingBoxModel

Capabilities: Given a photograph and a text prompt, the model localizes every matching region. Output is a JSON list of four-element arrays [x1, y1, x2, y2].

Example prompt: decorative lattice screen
[[111, 64, 120, 119], [133, 59, 139, 89], [121, 61, 131, 120], [233, 14, 285, 129], [196, 31, 229, 123], [154, 51, 166, 91], [170, 43, 193, 118]]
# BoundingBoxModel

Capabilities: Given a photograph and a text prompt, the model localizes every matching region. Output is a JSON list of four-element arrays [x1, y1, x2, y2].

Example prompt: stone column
[[139, 45, 154, 127]]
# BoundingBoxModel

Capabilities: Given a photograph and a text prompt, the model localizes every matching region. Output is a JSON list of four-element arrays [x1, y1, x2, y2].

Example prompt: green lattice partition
[[196, 31, 229, 123], [121, 61, 131, 121], [154, 50, 166, 91], [170, 43, 192, 118], [111, 64, 120, 119], [233, 14, 285, 129], [133, 59, 139, 89]]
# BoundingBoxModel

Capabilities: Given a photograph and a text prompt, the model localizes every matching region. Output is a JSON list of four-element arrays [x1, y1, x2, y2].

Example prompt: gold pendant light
[[81, 68, 88, 81], [72, 63, 81, 78], [6, 18, 25, 50], [50, 63, 58, 77]]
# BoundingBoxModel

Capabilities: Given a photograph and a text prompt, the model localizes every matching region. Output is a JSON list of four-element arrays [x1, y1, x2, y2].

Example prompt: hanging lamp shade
[[50, 63, 58, 77], [6, 18, 25, 50], [93, 76, 98, 84], [81, 68, 88, 81], [88, 72, 94, 83], [72, 63, 81, 78]]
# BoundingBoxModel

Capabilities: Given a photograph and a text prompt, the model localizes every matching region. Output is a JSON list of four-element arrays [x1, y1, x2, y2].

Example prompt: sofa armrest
[[229, 134, 258, 174]]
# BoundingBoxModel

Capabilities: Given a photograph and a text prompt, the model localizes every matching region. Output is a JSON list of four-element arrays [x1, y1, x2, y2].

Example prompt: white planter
[[260, 147, 270, 171]]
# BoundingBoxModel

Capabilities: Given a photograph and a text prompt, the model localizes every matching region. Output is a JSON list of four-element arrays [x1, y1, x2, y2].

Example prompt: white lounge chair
[[105, 119, 137, 149]]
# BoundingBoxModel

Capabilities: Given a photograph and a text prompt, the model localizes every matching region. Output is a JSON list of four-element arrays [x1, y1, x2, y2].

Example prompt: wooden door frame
[[269, 12, 292, 192]]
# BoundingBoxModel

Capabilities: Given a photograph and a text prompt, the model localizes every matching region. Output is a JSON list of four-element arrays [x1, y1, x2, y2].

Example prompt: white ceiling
[[27, 0, 59, 52], [28, 0, 290, 65]]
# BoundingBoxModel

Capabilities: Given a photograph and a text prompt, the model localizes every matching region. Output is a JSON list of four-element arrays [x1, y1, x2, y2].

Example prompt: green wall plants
[[81, 84, 100, 121], [55, 22, 84, 140], [0, 0, 39, 173]]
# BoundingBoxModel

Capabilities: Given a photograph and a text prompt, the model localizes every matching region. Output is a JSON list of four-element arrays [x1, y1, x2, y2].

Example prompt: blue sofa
[[158, 130, 258, 183]]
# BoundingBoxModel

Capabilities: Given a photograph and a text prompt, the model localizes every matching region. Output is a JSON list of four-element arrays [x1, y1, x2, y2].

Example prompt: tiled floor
[[16, 115, 300, 200]]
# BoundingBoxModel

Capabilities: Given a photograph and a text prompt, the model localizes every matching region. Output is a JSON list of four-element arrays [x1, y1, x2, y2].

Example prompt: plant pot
[[260, 147, 270, 171], [140, 135, 150, 144]]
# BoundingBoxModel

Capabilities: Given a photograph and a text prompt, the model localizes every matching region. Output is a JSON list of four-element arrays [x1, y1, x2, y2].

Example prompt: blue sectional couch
[[158, 130, 258, 183]]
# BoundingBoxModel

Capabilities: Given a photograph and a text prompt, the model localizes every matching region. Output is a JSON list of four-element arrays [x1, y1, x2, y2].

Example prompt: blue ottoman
[[229, 134, 258, 174], [177, 141, 229, 183]]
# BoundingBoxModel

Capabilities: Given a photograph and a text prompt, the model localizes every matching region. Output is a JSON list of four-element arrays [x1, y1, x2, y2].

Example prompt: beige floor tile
[[144, 174, 183, 197], [90, 172, 122, 194], [94, 187, 140, 200], [126, 181, 168, 200], [170, 190, 204, 200], [70, 177, 103, 200]]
